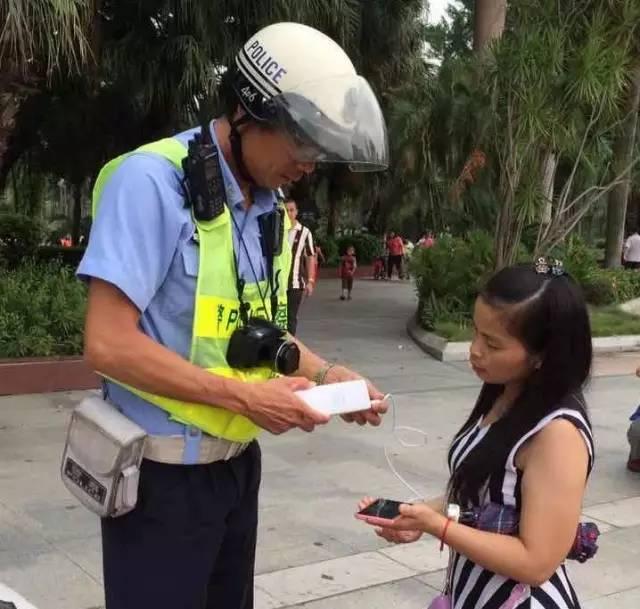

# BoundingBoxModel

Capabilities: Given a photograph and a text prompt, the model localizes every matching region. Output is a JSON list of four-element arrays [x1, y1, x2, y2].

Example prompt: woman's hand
[[356, 497, 423, 544], [386, 502, 445, 537]]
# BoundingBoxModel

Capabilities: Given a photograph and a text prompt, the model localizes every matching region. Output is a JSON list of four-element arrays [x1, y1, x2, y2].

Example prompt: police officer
[[78, 22, 389, 609]]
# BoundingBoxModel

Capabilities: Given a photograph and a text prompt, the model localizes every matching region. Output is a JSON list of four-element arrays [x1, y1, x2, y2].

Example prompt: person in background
[[285, 198, 316, 336], [379, 232, 387, 278], [403, 238, 414, 272], [373, 254, 386, 280], [340, 245, 357, 300], [623, 226, 640, 269], [627, 365, 640, 472], [387, 231, 404, 279], [417, 231, 435, 249]]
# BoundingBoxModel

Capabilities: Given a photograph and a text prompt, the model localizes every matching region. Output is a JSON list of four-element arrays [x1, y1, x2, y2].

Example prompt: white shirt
[[625, 233, 640, 262], [287, 222, 315, 289]]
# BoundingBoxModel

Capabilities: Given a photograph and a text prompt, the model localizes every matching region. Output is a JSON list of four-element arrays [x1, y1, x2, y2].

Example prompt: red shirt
[[340, 254, 357, 277], [388, 236, 404, 256]]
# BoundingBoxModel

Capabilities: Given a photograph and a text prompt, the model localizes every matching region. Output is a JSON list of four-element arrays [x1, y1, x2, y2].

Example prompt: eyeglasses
[[286, 130, 324, 163]]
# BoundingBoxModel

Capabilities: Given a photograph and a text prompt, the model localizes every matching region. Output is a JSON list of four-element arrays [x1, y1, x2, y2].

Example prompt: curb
[[0, 357, 99, 396], [407, 314, 640, 362], [406, 314, 471, 362]]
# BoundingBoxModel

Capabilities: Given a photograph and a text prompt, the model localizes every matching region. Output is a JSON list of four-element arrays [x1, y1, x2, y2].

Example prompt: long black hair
[[448, 265, 592, 506]]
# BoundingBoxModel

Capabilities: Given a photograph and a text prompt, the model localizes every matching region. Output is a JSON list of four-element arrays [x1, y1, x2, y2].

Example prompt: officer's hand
[[323, 365, 388, 426], [245, 376, 330, 435]]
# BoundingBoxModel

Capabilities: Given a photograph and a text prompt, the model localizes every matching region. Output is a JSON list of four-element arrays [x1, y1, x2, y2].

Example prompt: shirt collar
[[208, 121, 276, 213]]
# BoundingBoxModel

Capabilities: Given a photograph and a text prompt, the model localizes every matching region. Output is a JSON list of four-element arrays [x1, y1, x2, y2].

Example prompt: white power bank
[[296, 379, 371, 416]]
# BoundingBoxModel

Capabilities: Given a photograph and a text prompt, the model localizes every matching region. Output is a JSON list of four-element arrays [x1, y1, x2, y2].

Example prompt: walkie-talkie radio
[[182, 125, 226, 221], [258, 206, 285, 258]]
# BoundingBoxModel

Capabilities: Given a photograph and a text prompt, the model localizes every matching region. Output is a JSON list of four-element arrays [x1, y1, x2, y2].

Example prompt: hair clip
[[550, 259, 565, 276], [534, 257, 565, 277], [535, 257, 550, 275]]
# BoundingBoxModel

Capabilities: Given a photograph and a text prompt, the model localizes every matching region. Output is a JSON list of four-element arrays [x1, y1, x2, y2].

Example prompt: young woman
[[359, 263, 594, 609]]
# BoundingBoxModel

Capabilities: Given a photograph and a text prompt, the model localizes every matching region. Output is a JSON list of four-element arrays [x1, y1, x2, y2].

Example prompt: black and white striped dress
[[446, 395, 594, 609]]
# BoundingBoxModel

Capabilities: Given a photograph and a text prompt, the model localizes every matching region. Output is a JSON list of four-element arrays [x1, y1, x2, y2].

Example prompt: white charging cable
[[381, 393, 429, 501]]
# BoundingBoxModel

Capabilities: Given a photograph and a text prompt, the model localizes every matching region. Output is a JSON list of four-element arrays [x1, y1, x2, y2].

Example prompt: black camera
[[227, 318, 300, 375]]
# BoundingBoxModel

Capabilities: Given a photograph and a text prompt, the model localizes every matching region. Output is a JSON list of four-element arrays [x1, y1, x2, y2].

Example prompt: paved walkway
[[1, 278, 639, 609]]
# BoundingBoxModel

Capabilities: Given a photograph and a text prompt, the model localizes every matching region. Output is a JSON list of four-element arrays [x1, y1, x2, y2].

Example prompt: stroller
[[373, 256, 386, 280]]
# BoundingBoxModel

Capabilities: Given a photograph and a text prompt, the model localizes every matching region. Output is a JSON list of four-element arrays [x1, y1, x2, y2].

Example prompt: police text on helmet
[[247, 40, 287, 85]]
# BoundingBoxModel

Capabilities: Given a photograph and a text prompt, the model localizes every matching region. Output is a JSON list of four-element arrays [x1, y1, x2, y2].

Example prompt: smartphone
[[355, 498, 405, 526]]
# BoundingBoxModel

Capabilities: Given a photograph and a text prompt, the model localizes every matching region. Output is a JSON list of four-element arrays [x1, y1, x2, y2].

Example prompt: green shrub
[[336, 233, 382, 264], [0, 212, 43, 269], [582, 269, 640, 306], [581, 271, 617, 306], [412, 229, 640, 332], [552, 236, 600, 288], [410, 230, 495, 329], [542, 236, 640, 306], [315, 235, 339, 267], [0, 262, 86, 357]]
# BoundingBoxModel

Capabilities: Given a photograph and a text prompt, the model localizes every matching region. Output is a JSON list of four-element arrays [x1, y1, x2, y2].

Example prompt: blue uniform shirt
[[77, 124, 277, 463]]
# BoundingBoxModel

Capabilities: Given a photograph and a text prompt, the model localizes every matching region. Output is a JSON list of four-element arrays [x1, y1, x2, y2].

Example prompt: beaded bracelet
[[313, 363, 336, 385]]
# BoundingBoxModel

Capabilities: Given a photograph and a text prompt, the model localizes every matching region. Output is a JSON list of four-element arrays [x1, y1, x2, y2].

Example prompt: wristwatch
[[446, 503, 461, 522]]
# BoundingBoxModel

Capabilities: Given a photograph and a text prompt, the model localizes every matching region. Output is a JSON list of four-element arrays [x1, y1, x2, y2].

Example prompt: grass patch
[[589, 306, 640, 337], [433, 320, 473, 342], [432, 306, 640, 342]]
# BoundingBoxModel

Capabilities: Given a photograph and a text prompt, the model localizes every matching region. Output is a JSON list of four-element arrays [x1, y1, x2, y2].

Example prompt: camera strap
[[264, 241, 280, 324]]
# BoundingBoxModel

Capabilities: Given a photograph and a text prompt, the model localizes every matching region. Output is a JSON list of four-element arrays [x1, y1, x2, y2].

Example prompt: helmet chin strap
[[229, 115, 258, 187]]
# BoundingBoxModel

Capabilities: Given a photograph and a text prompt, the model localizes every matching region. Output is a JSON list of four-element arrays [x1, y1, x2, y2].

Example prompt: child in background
[[373, 255, 386, 280], [340, 245, 357, 300]]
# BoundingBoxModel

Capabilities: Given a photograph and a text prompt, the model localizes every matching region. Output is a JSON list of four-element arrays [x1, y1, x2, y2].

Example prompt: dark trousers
[[287, 288, 304, 335], [388, 255, 403, 278], [101, 442, 261, 609]]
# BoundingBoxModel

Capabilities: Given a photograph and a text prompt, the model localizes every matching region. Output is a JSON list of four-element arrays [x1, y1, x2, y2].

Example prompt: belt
[[144, 434, 249, 465]]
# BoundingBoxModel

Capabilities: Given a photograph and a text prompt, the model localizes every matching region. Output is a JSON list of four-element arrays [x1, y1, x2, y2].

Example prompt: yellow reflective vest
[[92, 137, 292, 443]]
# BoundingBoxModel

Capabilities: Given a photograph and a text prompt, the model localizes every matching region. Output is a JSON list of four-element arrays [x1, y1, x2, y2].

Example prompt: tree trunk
[[326, 168, 344, 237], [540, 150, 557, 227], [72, 182, 83, 246], [0, 93, 21, 177], [473, 0, 507, 55], [326, 199, 337, 237], [604, 63, 640, 268]]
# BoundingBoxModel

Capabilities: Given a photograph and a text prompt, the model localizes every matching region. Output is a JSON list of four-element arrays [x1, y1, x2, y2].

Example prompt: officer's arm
[[290, 336, 328, 381], [85, 278, 253, 414], [292, 336, 382, 399], [291, 337, 387, 426]]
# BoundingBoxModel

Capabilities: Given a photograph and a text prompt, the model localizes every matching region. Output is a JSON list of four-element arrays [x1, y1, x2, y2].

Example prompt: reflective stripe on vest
[[92, 137, 292, 443]]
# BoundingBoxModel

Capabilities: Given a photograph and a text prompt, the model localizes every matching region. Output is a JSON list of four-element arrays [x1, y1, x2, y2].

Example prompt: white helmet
[[231, 22, 388, 172]]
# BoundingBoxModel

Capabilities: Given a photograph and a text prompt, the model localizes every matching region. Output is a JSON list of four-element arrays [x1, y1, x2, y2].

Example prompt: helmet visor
[[270, 75, 389, 172]]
